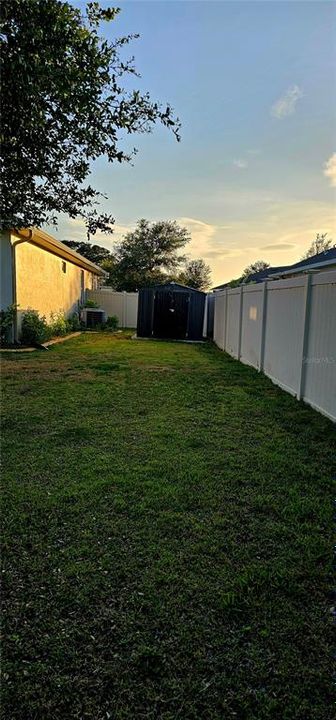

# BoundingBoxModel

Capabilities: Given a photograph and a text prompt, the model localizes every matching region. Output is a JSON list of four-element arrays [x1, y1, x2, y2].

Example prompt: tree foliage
[[0, 0, 180, 231], [102, 219, 190, 291], [227, 276, 244, 288], [62, 219, 212, 291], [100, 257, 117, 284], [242, 260, 270, 280], [178, 259, 212, 290], [62, 239, 113, 265], [302, 233, 333, 259]]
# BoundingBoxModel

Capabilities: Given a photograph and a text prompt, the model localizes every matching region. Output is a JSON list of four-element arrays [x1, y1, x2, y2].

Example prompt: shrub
[[20, 309, 83, 345], [68, 312, 81, 331], [49, 311, 69, 337], [0, 304, 16, 345], [84, 299, 99, 308], [20, 309, 51, 345], [105, 315, 119, 331]]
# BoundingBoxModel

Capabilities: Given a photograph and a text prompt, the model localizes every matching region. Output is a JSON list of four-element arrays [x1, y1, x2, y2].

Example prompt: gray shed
[[137, 282, 206, 341]]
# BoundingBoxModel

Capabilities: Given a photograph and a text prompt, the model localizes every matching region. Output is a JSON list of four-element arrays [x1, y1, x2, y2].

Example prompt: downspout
[[11, 229, 33, 342]]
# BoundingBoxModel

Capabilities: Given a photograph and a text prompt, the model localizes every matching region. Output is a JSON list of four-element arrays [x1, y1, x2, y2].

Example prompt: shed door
[[153, 290, 189, 339], [137, 288, 154, 337]]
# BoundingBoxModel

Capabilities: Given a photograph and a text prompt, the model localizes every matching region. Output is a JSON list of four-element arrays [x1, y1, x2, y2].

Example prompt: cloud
[[179, 217, 218, 240], [178, 217, 236, 260], [271, 85, 303, 119], [259, 243, 296, 251], [323, 152, 336, 187], [52, 198, 336, 288], [233, 159, 248, 169], [181, 199, 336, 285], [56, 216, 134, 250], [205, 249, 235, 258]]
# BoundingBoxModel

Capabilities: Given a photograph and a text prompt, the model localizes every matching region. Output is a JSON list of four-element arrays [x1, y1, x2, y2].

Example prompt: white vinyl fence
[[213, 270, 336, 422], [87, 288, 138, 328]]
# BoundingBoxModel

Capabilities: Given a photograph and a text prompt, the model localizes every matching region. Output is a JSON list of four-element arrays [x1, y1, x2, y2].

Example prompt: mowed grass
[[1, 332, 335, 720]]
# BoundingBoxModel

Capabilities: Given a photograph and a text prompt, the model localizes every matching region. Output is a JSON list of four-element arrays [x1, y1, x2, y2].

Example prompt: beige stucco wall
[[12, 233, 98, 333]]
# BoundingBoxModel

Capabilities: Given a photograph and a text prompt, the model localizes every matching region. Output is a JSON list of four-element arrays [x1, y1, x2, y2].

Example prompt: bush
[[20, 310, 51, 345], [84, 299, 99, 308], [88, 316, 118, 333], [105, 315, 119, 331], [68, 312, 81, 331], [49, 311, 69, 337], [0, 304, 16, 344], [20, 309, 83, 345]]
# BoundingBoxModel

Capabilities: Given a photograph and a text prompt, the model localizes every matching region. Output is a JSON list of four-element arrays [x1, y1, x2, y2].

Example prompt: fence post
[[259, 281, 268, 372], [223, 288, 228, 351], [224, 288, 230, 351], [122, 291, 127, 328], [237, 285, 244, 360], [297, 273, 312, 400]]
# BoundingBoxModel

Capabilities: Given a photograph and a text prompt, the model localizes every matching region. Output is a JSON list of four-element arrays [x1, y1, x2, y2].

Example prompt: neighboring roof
[[212, 282, 229, 291], [212, 247, 336, 290], [242, 265, 290, 284], [269, 247, 336, 278], [211, 267, 290, 290], [12, 227, 108, 276], [211, 267, 287, 290]]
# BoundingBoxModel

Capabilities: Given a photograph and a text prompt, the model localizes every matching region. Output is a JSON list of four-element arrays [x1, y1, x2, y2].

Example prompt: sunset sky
[[56, 0, 336, 286]]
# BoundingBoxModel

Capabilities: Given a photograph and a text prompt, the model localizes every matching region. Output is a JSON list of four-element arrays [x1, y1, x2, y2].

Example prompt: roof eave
[[13, 227, 108, 276]]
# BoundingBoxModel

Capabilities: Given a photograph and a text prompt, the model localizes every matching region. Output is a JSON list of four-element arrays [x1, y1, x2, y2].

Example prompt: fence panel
[[263, 280, 305, 395], [87, 289, 138, 328], [213, 291, 226, 350], [124, 293, 139, 327], [240, 285, 263, 369], [226, 289, 241, 358], [213, 271, 336, 421], [302, 271, 336, 419]]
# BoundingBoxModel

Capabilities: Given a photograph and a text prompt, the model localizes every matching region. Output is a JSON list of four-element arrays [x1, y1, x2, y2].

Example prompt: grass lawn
[[1, 332, 335, 720]]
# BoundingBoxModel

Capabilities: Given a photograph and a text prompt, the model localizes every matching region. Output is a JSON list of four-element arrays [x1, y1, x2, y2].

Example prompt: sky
[[56, 0, 336, 285]]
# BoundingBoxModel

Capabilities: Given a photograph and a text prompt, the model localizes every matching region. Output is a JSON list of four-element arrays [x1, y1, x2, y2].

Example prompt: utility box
[[81, 308, 106, 328]]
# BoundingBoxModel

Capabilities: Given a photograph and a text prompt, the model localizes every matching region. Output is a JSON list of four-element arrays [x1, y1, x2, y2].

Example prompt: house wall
[[213, 271, 336, 422], [11, 233, 99, 335]]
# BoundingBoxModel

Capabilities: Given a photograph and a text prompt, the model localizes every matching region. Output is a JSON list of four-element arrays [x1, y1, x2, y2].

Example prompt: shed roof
[[145, 281, 205, 294]]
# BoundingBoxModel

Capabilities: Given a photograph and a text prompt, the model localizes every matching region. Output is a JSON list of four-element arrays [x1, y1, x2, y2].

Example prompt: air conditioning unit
[[81, 308, 106, 328]]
